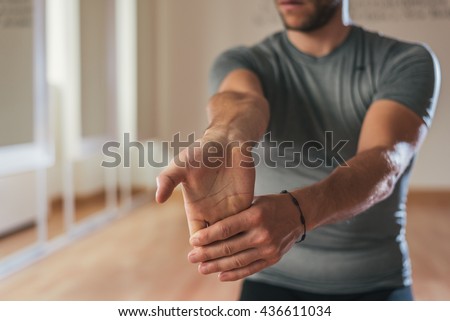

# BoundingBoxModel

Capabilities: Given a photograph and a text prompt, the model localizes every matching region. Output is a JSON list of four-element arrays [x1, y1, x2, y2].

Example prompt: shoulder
[[363, 27, 440, 128], [212, 31, 286, 79], [209, 32, 286, 97], [218, 31, 286, 62], [209, 32, 284, 95], [357, 26, 437, 66]]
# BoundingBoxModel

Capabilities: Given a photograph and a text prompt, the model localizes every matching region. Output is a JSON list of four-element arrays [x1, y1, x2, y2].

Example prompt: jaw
[[276, 0, 316, 30], [276, 0, 342, 33]]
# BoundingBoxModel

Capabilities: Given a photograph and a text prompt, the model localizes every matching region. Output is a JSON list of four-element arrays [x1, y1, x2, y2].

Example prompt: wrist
[[280, 190, 307, 243], [206, 91, 270, 142], [291, 188, 322, 232], [203, 126, 257, 159], [203, 125, 253, 145], [201, 127, 256, 166]]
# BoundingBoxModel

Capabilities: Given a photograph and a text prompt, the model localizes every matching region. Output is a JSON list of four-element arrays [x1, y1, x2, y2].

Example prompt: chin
[[283, 19, 308, 30]]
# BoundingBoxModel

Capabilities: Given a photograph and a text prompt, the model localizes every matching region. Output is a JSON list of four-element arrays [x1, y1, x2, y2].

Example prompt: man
[[156, 0, 440, 300]]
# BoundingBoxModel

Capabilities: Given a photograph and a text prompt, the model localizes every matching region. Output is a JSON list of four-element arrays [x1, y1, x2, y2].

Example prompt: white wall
[[0, 11, 34, 147], [136, 0, 157, 141], [0, 0, 44, 235], [154, 0, 282, 140], [0, 172, 36, 235]]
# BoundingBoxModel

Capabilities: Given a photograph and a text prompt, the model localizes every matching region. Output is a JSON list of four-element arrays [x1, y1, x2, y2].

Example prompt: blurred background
[[0, 0, 449, 300]]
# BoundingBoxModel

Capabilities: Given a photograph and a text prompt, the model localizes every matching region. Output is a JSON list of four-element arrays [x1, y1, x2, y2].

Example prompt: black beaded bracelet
[[281, 190, 306, 243]]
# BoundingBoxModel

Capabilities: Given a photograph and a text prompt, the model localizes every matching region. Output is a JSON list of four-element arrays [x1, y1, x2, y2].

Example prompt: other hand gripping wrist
[[281, 190, 306, 243]]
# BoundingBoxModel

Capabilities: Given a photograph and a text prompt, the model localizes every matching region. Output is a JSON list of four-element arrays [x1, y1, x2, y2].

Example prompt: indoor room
[[0, 0, 449, 304]]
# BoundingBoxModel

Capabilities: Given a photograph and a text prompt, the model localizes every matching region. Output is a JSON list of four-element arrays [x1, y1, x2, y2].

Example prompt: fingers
[[218, 260, 269, 282], [192, 244, 271, 282], [187, 219, 208, 237], [197, 248, 261, 275], [185, 195, 294, 282], [188, 233, 249, 263], [189, 208, 253, 246], [155, 164, 185, 203], [189, 224, 282, 281]]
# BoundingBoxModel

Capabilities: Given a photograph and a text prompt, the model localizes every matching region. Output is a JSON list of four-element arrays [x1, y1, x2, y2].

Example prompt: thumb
[[155, 164, 185, 203], [187, 218, 208, 237]]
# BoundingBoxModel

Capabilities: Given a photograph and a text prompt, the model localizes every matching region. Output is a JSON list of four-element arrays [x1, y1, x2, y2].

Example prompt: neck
[[286, 6, 352, 58]]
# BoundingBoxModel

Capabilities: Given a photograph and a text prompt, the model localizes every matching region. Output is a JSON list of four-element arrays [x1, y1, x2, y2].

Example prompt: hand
[[187, 193, 304, 281], [155, 131, 256, 236]]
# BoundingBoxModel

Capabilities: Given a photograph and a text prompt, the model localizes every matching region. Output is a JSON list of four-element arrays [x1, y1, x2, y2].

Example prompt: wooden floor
[[0, 190, 449, 300], [0, 194, 107, 259], [405, 191, 450, 300]]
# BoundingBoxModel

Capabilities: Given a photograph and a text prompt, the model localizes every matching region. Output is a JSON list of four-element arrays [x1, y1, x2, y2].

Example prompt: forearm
[[205, 91, 270, 143], [294, 146, 407, 230]]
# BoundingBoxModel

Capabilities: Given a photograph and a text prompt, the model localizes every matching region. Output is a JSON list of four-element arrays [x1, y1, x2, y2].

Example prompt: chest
[[273, 55, 379, 129]]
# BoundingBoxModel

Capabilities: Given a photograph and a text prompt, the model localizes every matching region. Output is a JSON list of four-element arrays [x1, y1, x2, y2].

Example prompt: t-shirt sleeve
[[208, 46, 260, 96], [373, 44, 440, 127]]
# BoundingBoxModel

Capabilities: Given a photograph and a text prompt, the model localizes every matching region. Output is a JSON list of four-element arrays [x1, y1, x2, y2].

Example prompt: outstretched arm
[[298, 100, 428, 229], [155, 69, 270, 235]]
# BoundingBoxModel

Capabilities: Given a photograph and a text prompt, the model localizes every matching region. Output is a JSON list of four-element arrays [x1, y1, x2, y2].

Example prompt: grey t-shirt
[[209, 26, 439, 294]]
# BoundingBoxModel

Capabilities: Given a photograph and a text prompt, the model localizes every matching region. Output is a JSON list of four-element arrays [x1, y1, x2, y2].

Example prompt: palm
[[182, 142, 254, 234], [157, 138, 255, 235]]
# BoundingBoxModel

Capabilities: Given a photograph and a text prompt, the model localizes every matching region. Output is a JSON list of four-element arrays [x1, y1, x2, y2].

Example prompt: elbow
[[376, 174, 397, 202], [375, 148, 405, 201]]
